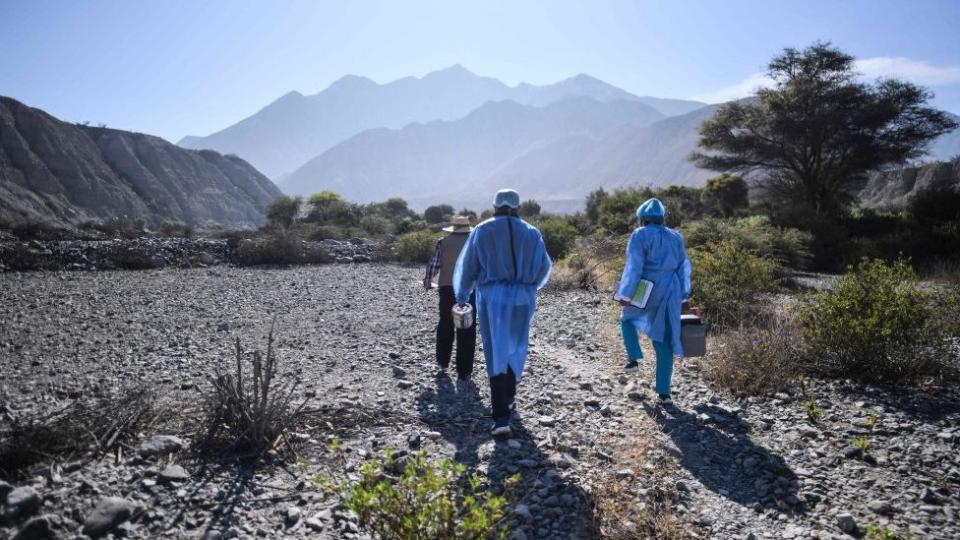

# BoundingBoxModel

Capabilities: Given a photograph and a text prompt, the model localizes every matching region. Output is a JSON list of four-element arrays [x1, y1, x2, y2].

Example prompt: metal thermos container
[[452, 303, 474, 329]]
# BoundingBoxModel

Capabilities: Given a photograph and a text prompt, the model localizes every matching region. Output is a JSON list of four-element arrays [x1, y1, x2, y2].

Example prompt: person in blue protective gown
[[453, 189, 553, 436], [616, 198, 692, 406]]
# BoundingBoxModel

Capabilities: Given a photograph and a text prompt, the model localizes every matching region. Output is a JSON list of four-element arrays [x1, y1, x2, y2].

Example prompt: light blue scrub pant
[[621, 319, 674, 397]]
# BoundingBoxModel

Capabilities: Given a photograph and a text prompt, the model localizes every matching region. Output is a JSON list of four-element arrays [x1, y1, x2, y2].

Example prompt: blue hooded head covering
[[637, 198, 666, 221], [494, 189, 521, 209]]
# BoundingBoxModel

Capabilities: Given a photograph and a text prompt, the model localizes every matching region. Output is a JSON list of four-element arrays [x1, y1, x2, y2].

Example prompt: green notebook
[[615, 279, 654, 308]]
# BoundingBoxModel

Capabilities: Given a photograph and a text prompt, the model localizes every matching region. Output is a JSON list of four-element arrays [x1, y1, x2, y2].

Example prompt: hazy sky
[[2, 0, 959, 143]]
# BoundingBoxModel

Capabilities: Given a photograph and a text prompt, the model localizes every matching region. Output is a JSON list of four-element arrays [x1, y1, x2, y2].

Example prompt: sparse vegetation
[[319, 448, 517, 540], [704, 316, 802, 395], [0, 385, 164, 479], [533, 216, 578, 260], [395, 229, 441, 263], [198, 326, 308, 455], [688, 240, 779, 328], [802, 398, 824, 423], [797, 258, 956, 384], [234, 231, 332, 266]]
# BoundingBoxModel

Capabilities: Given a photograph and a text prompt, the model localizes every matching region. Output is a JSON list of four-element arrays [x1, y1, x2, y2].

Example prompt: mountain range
[[178, 65, 705, 180], [182, 65, 959, 212], [0, 96, 280, 227]]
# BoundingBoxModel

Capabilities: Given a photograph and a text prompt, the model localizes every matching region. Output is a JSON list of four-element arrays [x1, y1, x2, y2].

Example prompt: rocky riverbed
[[0, 237, 387, 272], [0, 265, 957, 539]]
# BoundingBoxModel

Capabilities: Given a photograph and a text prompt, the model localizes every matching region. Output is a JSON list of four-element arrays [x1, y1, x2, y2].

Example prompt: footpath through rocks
[[1, 265, 957, 539]]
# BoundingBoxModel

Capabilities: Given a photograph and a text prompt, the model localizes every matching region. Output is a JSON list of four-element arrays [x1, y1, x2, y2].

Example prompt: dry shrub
[[704, 315, 803, 396], [0, 385, 163, 479], [198, 327, 308, 455]]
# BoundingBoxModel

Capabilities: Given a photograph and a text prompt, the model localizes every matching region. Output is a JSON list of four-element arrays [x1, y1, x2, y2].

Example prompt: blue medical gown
[[618, 224, 692, 357], [453, 216, 552, 379]]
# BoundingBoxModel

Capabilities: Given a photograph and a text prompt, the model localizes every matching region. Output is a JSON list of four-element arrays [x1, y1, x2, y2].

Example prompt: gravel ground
[[0, 264, 957, 539]]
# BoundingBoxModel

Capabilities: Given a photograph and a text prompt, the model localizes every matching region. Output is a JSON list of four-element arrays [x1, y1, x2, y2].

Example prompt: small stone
[[391, 366, 407, 378], [507, 439, 522, 450], [921, 487, 943, 505], [12, 515, 53, 540], [868, 499, 894, 515], [397, 380, 414, 389], [83, 497, 139, 538], [0, 480, 13, 499], [5, 486, 42, 518], [388, 352, 401, 360], [627, 391, 646, 401], [538, 416, 557, 427], [836, 512, 857, 534], [138, 435, 184, 458], [408, 432, 422, 449], [286, 506, 301, 525], [304, 517, 325, 532], [158, 464, 190, 483], [615, 469, 635, 479], [514, 504, 532, 520]]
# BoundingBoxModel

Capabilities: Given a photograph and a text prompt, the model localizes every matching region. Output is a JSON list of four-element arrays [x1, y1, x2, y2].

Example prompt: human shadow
[[646, 401, 805, 514], [416, 374, 600, 539]]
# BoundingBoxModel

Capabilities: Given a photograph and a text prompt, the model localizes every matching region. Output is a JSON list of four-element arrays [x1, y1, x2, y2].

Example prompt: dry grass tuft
[[588, 428, 700, 540], [703, 315, 803, 396], [197, 324, 308, 456], [0, 385, 166, 479]]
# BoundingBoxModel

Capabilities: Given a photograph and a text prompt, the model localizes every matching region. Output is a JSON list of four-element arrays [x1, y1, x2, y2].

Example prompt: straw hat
[[443, 215, 473, 233]]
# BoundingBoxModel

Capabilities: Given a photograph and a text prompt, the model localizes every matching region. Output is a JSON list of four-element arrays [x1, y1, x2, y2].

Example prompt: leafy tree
[[701, 174, 749, 218], [265, 196, 301, 229], [423, 204, 455, 224], [519, 199, 542, 218], [691, 42, 957, 222], [584, 188, 608, 225], [458, 208, 478, 222], [655, 185, 705, 227], [597, 186, 654, 234], [306, 191, 343, 223]]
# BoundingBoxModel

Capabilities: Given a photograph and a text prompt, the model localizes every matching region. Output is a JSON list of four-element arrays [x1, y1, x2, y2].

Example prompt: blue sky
[[2, 0, 959, 143]]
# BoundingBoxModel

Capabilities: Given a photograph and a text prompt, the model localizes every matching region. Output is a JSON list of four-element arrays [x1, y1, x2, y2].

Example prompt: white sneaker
[[491, 421, 512, 436]]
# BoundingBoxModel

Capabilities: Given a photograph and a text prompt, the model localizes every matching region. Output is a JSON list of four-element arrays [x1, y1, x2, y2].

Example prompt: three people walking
[[427, 190, 692, 436]]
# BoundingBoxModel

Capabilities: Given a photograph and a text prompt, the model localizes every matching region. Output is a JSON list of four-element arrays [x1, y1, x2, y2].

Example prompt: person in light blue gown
[[453, 189, 552, 436], [617, 198, 692, 405]]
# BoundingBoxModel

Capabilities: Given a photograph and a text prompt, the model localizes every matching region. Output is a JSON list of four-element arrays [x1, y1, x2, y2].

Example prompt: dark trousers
[[490, 367, 517, 422], [436, 286, 476, 378]]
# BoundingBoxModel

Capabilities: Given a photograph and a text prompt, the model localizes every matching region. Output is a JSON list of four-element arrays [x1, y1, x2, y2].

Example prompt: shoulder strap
[[506, 216, 518, 280]]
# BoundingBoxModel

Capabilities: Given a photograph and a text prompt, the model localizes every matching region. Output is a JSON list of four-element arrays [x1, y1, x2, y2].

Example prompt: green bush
[[320, 449, 515, 540], [396, 230, 441, 263], [265, 196, 302, 229], [797, 258, 955, 384], [683, 216, 812, 270], [424, 204, 455, 224], [688, 240, 779, 328], [360, 215, 393, 236], [234, 232, 331, 266], [534, 217, 578, 260], [158, 219, 194, 238], [596, 187, 654, 235]]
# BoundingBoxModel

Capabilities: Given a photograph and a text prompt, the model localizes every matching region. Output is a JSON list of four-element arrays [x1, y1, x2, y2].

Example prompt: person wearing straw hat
[[453, 190, 553, 436], [424, 215, 477, 380]]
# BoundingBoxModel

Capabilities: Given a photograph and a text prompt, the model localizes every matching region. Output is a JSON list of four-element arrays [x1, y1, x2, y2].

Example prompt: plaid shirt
[[424, 239, 443, 282]]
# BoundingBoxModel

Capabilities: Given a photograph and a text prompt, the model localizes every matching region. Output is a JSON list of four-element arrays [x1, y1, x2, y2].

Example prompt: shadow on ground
[[416, 372, 601, 539], [646, 401, 804, 514]]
